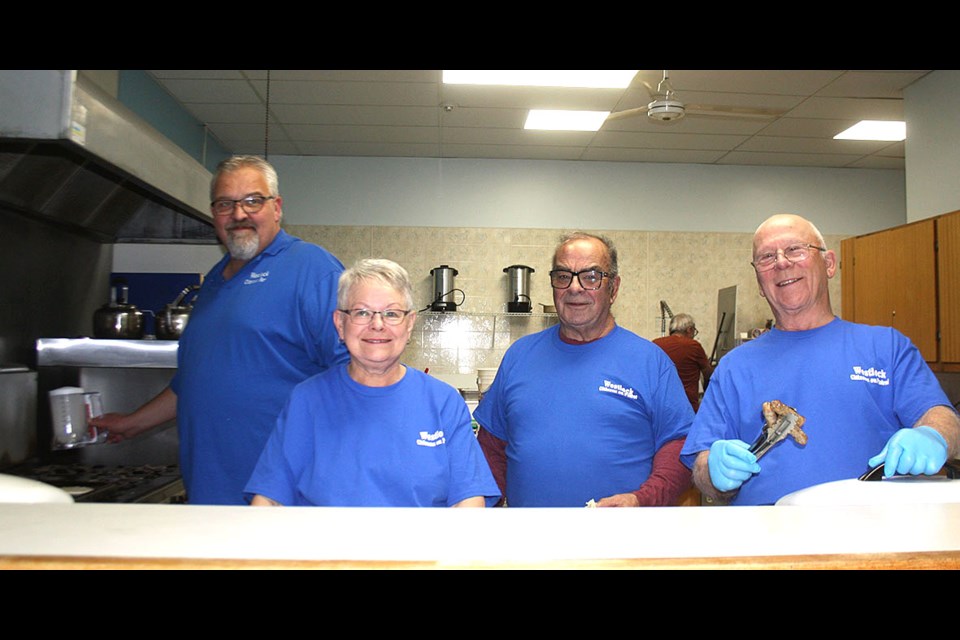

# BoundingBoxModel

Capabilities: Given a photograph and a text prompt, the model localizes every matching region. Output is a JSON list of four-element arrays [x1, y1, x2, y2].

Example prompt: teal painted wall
[[117, 70, 230, 173]]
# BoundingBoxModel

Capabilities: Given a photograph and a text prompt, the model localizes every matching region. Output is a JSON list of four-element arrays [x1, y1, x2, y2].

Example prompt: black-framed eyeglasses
[[751, 243, 826, 272], [339, 308, 413, 326], [210, 195, 276, 216], [548, 269, 610, 290]]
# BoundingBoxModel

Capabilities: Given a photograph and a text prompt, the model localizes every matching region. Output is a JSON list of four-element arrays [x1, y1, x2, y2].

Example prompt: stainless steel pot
[[155, 284, 200, 340], [93, 282, 144, 339]]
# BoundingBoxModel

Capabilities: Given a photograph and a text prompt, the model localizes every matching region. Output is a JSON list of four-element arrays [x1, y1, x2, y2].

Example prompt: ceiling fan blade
[[605, 106, 650, 122], [641, 80, 658, 100], [684, 103, 788, 120]]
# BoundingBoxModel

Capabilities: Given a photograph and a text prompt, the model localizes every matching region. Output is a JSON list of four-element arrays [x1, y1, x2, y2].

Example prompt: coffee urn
[[504, 265, 535, 313], [430, 265, 459, 312]]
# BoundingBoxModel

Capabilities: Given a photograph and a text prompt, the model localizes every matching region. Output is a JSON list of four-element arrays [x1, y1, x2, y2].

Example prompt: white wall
[[273, 156, 906, 237], [905, 70, 960, 222], [113, 159, 907, 274]]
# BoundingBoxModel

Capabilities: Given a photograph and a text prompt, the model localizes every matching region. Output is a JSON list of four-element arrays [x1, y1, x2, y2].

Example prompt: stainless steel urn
[[430, 265, 459, 312], [504, 265, 535, 313]]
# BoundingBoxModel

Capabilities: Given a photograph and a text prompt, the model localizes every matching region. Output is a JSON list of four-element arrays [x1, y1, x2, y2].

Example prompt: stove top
[[4, 462, 185, 503]]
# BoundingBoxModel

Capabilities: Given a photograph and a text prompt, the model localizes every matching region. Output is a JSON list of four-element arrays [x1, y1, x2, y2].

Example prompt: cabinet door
[[938, 211, 960, 363], [840, 237, 856, 322], [852, 219, 938, 362]]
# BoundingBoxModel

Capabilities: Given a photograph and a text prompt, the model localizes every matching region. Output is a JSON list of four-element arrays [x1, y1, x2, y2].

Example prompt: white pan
[[0, 473, 74, 504], [776, 475, 960, 506]]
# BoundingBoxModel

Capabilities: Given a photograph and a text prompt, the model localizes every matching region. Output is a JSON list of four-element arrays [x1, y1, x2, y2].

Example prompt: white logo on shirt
[[416, 430, 446, 447], [850, 365, 889, 386], [243, 270, 270, 285], [598, 379, 638, 399]]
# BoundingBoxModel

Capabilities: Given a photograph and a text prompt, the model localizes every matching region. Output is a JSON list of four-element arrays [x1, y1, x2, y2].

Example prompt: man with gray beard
[[90, 156, 349, 504]]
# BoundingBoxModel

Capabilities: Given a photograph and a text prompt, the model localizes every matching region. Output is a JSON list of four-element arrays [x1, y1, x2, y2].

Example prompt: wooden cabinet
[[939, 212, 960, 364], [841, 210, 960, 370]]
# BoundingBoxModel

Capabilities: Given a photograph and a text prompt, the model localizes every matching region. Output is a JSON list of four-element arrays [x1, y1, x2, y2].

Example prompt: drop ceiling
[[146, 69, 931, 170]]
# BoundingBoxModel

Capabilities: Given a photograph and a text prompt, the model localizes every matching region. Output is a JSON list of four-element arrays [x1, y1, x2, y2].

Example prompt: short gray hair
[[554, 231, 619, 277], [338, 258, 414, 310], [670, 313, 696, 334], [210, 155, 279, 200]]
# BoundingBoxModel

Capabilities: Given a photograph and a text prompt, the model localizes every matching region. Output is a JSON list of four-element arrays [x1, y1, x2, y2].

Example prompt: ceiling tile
[[143, 69, 931, 169]]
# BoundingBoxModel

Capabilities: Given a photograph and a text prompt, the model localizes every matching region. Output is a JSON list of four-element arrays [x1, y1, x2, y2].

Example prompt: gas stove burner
[[4, 462, 185, 504]]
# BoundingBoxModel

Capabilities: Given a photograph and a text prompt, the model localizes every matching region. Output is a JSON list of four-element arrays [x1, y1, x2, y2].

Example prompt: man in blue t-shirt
[[681, 214, 960, 505], [474, 232, 694, 507], [90, 156, 349, 504]]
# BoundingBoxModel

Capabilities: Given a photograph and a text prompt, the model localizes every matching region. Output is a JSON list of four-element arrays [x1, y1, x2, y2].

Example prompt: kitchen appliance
[[430, 265, 459, 312], [3, 461, 185, 504], [0, 70, 215, 242], [31, 338, 183, 503], [156, 284, 200, 340], [503, 265, 535, 313], [93, 279, 144, 339]]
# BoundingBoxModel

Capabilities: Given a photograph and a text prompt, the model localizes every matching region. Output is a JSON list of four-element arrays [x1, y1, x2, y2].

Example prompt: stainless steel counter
[[36, 338, 178, 369]]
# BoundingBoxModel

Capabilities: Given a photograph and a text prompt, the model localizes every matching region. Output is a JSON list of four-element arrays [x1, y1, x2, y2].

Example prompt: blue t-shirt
[[171, 230, 349, 505], [244, 365, 500, 507], [680, 317, 952, 505], [473, 324, 694, 507]]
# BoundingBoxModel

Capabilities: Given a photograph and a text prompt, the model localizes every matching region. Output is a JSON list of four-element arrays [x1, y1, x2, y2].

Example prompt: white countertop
[[2, 502, 959, 568]]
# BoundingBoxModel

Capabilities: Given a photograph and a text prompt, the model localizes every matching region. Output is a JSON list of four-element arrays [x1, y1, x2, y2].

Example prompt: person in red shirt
[[653, 314, 713, 412]]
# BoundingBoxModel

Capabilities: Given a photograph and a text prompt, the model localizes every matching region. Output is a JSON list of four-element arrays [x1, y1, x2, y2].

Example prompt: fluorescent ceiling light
[[834, 120, 906, 141], [525, 110, 610, 132], [443, 70, 637, 89]]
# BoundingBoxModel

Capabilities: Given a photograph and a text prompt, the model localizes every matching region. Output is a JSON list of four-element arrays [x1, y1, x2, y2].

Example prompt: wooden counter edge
[[2, 550, 958, 570]]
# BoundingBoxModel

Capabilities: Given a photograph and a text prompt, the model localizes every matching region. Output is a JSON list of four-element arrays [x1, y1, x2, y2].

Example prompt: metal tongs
[[749, 411, 801, 460]]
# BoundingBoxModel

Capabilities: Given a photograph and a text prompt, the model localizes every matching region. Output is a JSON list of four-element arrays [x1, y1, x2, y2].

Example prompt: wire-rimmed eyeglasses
[[210, 195, 276, 216], [548, 269, 610, 290], [339, 308, 413, 326], [751, 243, 826, 272]]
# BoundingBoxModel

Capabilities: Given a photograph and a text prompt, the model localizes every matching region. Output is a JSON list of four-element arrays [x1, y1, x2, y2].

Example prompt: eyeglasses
[[692, 328, 699, 337], [210, 195, 276, 216], [751, 243, 826, 272], [549, 269, 610, 290], [339, 308, 413, 326]]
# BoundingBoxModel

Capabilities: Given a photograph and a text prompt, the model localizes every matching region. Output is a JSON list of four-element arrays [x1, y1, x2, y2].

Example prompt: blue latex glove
[[867, 426, 948, 478], [708, 439, 761, 493]]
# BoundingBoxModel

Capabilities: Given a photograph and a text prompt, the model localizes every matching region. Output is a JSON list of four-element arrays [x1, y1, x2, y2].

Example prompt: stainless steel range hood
[[0, 70, 216, 243]]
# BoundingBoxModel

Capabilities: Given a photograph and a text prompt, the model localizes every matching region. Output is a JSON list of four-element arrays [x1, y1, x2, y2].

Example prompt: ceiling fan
[[606, 70, 788, 123]]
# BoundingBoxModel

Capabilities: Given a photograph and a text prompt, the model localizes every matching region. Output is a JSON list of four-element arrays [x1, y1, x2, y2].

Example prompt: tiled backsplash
[[288, 224, 845, 376], [409, 311, 560, 375]]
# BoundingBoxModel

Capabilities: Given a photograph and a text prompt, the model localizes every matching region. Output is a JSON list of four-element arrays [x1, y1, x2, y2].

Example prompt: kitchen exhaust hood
[[0, 70, 216, 243]]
